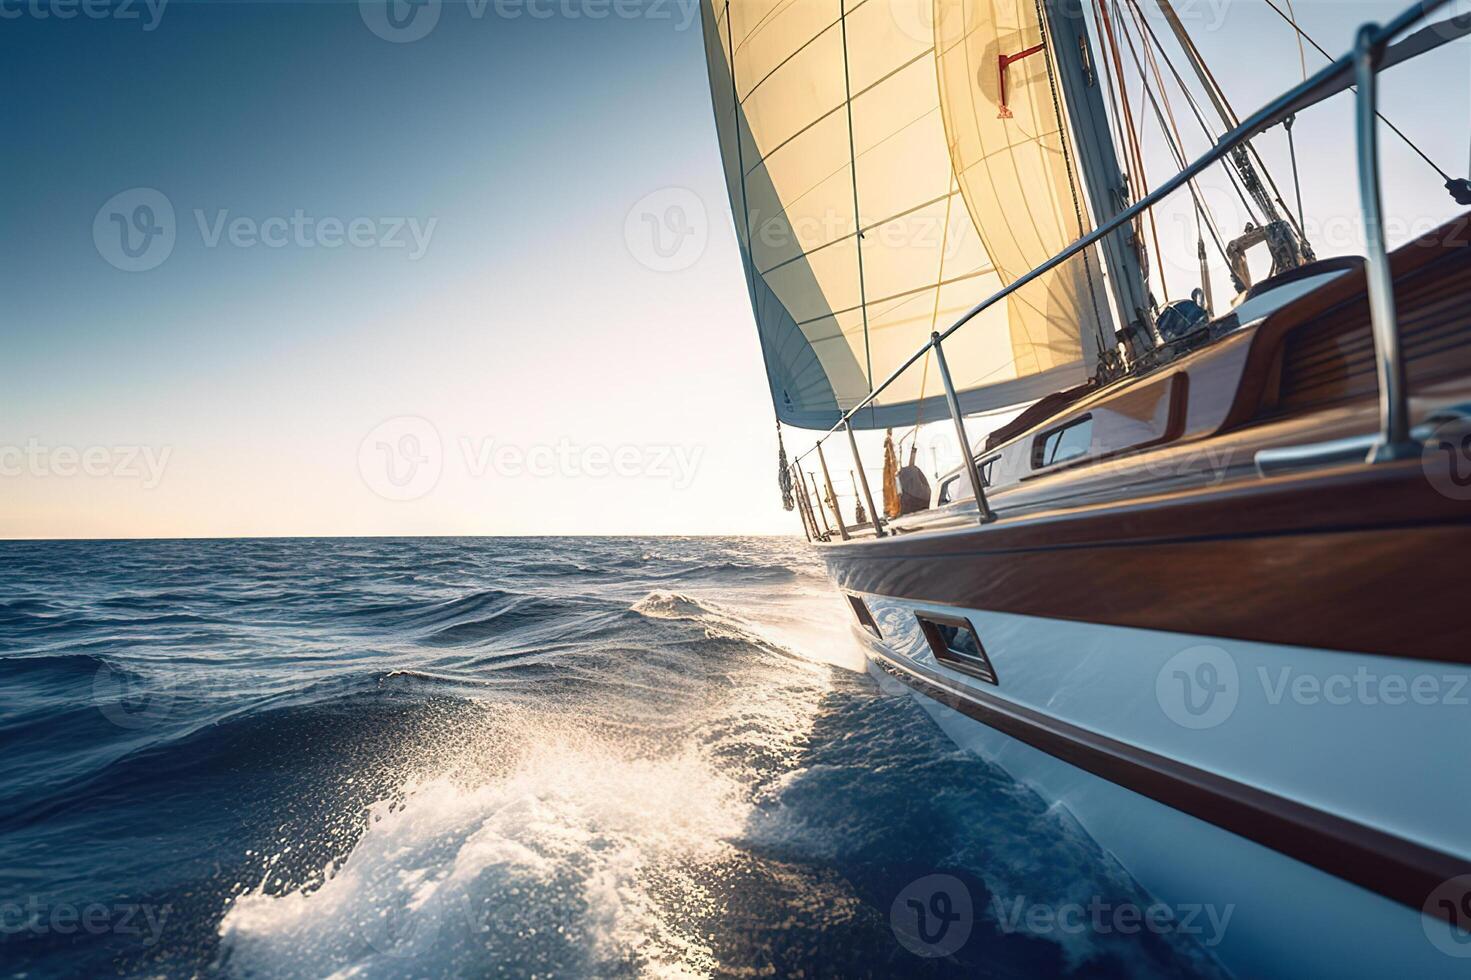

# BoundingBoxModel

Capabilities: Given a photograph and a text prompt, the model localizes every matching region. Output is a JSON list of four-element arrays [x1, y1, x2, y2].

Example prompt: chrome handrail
[[814, 442, 849, 541], [933, 332, 995, 525], [793, 0, 1449, 537], [1354, 23, 1419, 463], [844, 420, 885, 536]]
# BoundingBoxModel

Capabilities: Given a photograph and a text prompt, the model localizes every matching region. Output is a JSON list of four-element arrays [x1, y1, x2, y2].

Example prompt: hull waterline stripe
[[870, 648, 1471, 925]]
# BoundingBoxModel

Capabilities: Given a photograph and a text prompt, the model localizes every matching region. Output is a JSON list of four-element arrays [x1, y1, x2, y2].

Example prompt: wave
[[0, 596, 62, 615], [422, 595, 577, 647], [628, 591, 716, 622], [629, 591, 785, 655], [1, 671, 475, 836], [336, 587, 521, 624], [217, 709, 748, 978], [94, 590, 217, 609], [0, 651, 113, 678], [0, 537, 1223, 979]]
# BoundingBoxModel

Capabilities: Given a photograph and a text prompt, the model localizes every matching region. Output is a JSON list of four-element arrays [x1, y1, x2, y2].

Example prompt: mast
[[1042, 0, 1157, 363]]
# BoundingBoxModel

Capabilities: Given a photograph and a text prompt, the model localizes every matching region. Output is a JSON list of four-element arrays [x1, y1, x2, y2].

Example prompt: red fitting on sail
[[997, 42, 1046, 119]]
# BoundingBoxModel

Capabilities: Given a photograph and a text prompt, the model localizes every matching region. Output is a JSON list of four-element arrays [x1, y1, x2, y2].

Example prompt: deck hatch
[[916, 612, 998, 684], [845, 594, 882, 638]]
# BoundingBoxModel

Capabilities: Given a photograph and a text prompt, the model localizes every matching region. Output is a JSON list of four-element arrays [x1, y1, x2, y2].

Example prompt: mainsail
[[701, 0, 1123, 429]]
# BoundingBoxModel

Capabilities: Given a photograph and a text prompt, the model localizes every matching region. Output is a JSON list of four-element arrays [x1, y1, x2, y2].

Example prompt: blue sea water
[[0, 537, 1225, 978]]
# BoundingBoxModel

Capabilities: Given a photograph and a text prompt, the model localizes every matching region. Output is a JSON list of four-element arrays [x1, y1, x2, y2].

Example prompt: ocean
[[0, 537, 1224, 978]]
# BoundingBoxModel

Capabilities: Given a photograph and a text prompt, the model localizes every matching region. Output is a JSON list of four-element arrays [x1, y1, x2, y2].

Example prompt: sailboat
[[701, 0, 1471, 974]]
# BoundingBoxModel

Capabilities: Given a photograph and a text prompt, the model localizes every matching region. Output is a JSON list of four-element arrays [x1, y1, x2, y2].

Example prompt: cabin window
[[845, 594, 881, 638], [916, 613, 998, 684], [1034, 415, 1094, 469], [938, 458, 997, 505]]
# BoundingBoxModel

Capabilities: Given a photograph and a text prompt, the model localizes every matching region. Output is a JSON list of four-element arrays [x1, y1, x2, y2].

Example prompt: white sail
[[701, 0, 1115, 429]]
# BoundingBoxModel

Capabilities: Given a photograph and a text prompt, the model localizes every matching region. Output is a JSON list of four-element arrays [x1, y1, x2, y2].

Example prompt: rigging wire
[[1094, 0, 1159, 297], [1092, 0, 1136, 187], [835, 0, 874, 426], [1099, 0, 1170, 301], [1121, 5, 1231, 261], [903, 351, 933, 461], [1094, 0, 1167, 333], [1144, 0, 1311, 252], [1259, 0, 1455, 184], [1112, 0, 1233, 303], [1124, 6, 1264, 226], [1131, 41, 1171, 300], [903, 173, 957, 463], [1285, 114, 1308, 240], [1096, 0, 1148, 196], [1283, 0, 1309, 80], [1281, 0, 1309, 234], [1032, 0, 1116, 361], [1113, 0, 1192, 298]]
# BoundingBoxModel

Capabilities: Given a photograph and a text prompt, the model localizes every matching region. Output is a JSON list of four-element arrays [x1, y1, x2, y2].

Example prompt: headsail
[[701, 0, 1122, 430]]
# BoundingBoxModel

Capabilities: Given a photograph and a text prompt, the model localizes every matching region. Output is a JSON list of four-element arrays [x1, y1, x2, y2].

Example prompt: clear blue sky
[[2, 0, 1467, 537]]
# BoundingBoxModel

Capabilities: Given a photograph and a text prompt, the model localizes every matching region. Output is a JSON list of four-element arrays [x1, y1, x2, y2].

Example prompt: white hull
[[853, 593, 1471, 977]]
